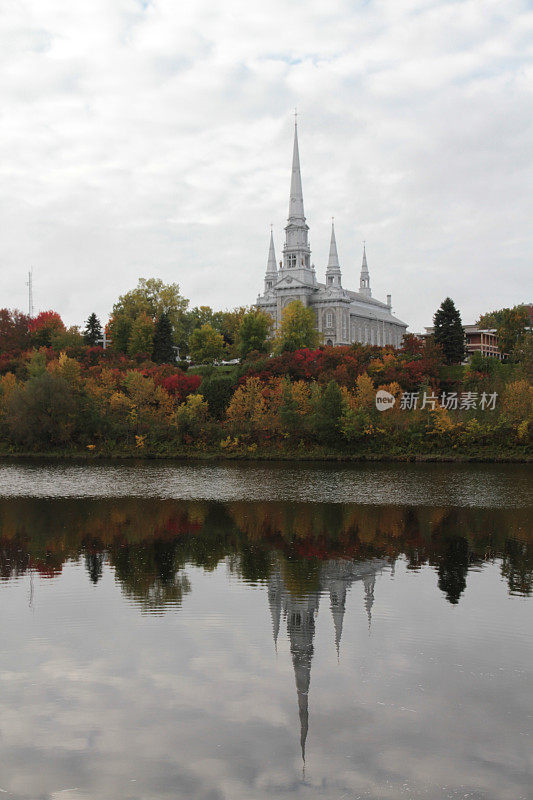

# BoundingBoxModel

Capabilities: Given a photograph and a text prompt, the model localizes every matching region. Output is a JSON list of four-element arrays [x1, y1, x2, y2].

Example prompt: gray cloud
[[0, 0, 532, 330]]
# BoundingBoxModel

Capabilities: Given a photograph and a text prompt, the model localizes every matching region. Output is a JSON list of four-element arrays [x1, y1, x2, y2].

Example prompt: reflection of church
[[267, 557, 388, 764]]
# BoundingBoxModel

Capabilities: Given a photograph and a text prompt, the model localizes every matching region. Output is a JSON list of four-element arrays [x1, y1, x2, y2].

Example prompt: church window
[[287, 254, 297, 268], [326, 312, 333, 328], [267, 281, 272, 289]]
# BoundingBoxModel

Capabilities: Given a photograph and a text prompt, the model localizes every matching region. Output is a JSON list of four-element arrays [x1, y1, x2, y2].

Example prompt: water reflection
[[0, 494, 531, 799], [269, 556, 388, 768], [0, 498, 531, 602]]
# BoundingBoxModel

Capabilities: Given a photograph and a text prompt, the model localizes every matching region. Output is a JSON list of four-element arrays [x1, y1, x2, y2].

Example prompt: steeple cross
[[294, 107, 298, 123]]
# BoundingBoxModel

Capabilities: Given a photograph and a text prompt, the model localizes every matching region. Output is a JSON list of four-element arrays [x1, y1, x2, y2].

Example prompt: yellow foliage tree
[[354, 372, 375, 408], [502, 379, 533, 424], [226, 377, 268, 430]]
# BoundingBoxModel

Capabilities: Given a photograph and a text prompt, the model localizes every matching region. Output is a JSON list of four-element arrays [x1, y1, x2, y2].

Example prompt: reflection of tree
[[437, 537, 469, 604], [0, 497, 531, 603], [501, 538, 533, 596], [110, 538, 191, 612], [85, 551, 104, 584]]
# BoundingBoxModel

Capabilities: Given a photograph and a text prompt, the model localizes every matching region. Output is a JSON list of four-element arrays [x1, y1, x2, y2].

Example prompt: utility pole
[[26, 268, 34, 318]]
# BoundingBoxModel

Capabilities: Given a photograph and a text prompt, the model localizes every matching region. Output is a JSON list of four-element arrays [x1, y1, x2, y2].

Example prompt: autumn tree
[[215, 307, 248, 357], [109, 314, 132, 354], [274, 300, 320, 353], [29, 311, 65, 348], [5, 372, 78, 447], [152, 312, 175, 364], [237, 309, 272, 359], [128, 314, 155, 357], [0, 309, 30, 353], [50, 326, 84, 351], [478, 305, 529, 361], [184, 306, 248, 358], [84, 313, 103, 346], [189, 324, 225, 363], [433, 298, 465, 364], [110, 278, 188, 352]]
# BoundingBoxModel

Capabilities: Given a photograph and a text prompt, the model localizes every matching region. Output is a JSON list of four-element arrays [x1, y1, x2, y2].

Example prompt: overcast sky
[[1, 0, 532, 332]]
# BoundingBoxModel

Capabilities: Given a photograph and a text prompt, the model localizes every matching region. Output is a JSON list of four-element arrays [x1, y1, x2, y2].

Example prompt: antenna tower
[[26, 269, 34, 318]]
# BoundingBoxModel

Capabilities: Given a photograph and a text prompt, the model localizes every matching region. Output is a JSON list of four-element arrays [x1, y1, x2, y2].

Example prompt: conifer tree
[[152, 312, 176, 364], [279, 379, 300, 433], [433, 297, 465, 364], [83, 313, 103, 346], [313, 380, 344, 444]]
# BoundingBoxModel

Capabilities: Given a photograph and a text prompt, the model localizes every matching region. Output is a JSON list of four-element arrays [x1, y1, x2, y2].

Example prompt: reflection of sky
[[0, 557, 531, 799]]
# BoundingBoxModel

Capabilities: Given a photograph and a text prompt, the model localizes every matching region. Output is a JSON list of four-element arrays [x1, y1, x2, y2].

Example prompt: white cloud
[[0, 0, 531, 330]]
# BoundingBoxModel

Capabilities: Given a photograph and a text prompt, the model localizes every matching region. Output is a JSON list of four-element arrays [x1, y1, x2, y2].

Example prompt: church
[[256, 122, 408, 347]]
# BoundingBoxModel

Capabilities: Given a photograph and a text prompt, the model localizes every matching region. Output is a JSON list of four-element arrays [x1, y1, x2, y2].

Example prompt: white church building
[[256, 122, 408, 347]]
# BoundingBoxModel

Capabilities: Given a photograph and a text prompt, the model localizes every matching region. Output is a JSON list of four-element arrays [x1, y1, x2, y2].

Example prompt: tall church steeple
[[288, 121, 305, 223], [359, 243, 371, 298], [326, 221, 342, 288], [283, 121, 313, 277]]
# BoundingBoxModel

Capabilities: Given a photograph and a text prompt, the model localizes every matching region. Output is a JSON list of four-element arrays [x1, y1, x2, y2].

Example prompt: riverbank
[[1, 444, 531, 463]]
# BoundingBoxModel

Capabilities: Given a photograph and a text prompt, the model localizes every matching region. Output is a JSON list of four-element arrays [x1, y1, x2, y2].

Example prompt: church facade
[[256, 123, 408, 347]]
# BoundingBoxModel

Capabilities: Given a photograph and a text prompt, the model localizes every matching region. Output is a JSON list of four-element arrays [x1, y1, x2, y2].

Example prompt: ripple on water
[[0, 460, 531, 507]]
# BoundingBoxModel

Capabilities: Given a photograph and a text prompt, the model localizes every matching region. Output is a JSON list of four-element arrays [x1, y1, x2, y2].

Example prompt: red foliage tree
[[161, 373, 202, 403], [29, 311, 65, 347], [0, 308, 31, 354]]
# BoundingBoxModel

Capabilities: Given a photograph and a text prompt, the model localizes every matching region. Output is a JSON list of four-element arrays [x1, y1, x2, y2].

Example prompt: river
[[0, 460, 531, 799]]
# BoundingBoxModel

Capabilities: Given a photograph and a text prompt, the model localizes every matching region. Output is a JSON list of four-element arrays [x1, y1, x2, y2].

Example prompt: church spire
[[326, 220, 342, 287], [264, 228, 278, 292], [267, 228, 277, 273], [283, 118, 312, 276], [327, 221, 340, 269], [288, 121, 305, 223], [359, 243, 371, 298]]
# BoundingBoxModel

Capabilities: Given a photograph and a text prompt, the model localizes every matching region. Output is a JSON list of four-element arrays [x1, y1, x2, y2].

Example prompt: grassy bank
[[1, 443, 530, 463]]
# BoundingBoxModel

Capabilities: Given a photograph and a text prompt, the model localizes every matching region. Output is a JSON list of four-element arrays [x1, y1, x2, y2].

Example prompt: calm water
[[0, 461, 531, 800]]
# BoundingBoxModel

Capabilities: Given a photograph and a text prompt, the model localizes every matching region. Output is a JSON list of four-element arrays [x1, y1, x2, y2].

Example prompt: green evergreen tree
[[433, 297, 465, 364], [200, 374, 238, 418], [313, 380, 344, 445], [83, 313, 103, 346], [152, 312, 175, 364], [279, 379, 300, 433]]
